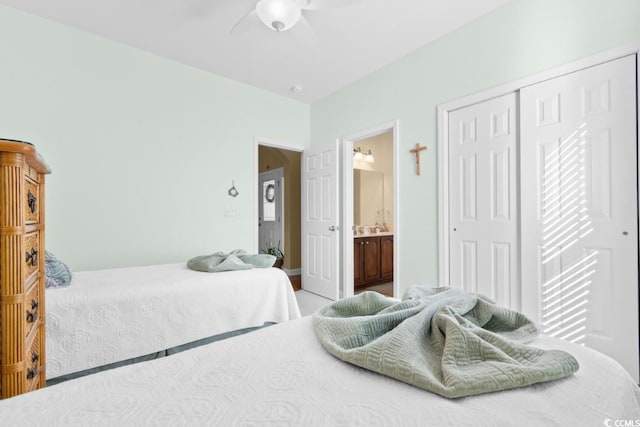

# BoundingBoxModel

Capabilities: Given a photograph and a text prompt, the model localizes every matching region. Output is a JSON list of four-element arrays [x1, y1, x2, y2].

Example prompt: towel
[[187, 249, 275, 272], [313, 286, 579, 398]]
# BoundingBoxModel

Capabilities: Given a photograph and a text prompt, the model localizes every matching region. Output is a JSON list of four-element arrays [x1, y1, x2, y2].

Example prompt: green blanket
[[187, 249, 275, 272], [313, 286, 579, 398]]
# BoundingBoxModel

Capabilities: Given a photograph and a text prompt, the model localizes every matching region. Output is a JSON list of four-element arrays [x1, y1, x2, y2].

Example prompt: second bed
[[45, 263, 301, 382]]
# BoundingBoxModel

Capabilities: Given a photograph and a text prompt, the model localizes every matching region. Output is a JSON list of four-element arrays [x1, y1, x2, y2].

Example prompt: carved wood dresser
[[0, 139, 51, 398]]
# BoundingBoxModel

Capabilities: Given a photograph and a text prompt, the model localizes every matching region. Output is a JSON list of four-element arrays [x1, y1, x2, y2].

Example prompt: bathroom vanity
[[354, 233, 393, 288]]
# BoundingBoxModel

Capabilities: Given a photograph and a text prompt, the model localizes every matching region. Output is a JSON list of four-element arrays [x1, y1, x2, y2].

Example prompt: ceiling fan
[[231, 0, 359, 44]]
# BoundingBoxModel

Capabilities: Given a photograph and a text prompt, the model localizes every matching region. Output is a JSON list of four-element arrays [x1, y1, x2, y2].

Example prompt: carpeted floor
[[295, 282, 395, 316], [295, 290, 333, 316]]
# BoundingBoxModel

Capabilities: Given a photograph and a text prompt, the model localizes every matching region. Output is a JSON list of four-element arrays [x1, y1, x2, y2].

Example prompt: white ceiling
[[0, 0, 511, 103]]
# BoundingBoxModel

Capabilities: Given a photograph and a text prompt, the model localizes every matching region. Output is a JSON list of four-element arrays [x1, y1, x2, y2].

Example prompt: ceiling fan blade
[[289, 15, 319, 46], [297, 0, 361, 11], [230, 9, 260, 35]]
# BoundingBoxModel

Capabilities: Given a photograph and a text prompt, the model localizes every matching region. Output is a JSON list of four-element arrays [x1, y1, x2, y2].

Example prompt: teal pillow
[[45, 251, 72, 288]]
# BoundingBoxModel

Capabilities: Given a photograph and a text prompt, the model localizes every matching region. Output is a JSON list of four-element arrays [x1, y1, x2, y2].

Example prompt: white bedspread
[[45, 263, 300, 379], [4, 317, 639, 426]]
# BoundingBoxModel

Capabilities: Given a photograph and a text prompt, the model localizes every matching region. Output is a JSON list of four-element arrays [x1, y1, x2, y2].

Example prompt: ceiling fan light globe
[[256, 0, 302, 32]]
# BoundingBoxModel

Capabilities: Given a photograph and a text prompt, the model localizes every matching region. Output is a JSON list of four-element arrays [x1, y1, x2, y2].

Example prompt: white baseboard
[[283, 268, 301, 276]]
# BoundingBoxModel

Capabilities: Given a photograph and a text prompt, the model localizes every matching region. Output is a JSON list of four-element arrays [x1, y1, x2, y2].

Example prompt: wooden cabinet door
[[363, 237, 381, 283], [380, 236, 393, 280], [354, 239, 365, 286]]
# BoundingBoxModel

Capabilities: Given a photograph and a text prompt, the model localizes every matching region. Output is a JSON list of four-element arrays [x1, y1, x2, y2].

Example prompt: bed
[[45, 263, 301, 383], [3, 313, 639, 425]]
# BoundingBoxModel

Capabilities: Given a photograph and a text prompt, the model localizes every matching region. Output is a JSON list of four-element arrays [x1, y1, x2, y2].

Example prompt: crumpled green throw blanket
[[313, 286, 579, 398], [187, 249, 275, 272]]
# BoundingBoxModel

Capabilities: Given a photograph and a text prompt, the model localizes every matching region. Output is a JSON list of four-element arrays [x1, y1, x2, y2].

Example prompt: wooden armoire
[[0, 139, 50, 398]]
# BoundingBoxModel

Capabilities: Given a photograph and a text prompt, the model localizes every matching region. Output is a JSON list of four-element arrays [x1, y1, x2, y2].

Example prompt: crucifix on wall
[[409, 143, 427, 175]]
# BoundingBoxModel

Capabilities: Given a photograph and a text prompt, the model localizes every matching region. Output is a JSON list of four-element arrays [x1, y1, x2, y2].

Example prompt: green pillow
[[45, 251, 72, 288]]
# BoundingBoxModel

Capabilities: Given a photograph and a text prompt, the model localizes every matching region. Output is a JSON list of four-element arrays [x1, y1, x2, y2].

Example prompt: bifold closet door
[[520, 54, 639, 382], [448, 93, 520, 310]]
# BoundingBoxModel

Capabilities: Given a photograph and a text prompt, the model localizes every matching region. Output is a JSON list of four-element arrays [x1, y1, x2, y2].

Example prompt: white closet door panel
[[449, 93, 519, 309], [520, 55, 638, 381]]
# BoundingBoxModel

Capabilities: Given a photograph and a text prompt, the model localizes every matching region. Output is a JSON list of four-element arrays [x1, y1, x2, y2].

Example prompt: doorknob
[[328, 226, 338, 232]]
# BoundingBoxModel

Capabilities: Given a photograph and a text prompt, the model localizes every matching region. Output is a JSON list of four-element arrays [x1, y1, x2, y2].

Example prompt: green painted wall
[[310, 0, 640, 294], [0, 6, 310, 271]]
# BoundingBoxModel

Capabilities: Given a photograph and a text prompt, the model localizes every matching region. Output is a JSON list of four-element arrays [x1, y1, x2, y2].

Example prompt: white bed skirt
[[45, 263, 301, 379]]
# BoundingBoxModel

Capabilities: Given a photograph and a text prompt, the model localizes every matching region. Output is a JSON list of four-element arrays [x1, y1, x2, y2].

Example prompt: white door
[[258, 168, 284, 254], [449, 93, 520, 309], [302, 142, 340, 300], [520, 55, 639, 381]]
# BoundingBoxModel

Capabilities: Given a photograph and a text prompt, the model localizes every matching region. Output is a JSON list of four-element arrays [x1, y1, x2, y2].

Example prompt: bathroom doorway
[[343, 123, 398, 298]]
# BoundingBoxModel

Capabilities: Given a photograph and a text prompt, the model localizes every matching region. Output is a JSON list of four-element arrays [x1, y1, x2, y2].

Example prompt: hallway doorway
[[257, 145, 302, 281]]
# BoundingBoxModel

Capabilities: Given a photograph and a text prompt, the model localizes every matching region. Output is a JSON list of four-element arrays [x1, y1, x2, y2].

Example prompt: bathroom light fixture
[[364, 149, 375, 163], [353, 147, 374, 163], [256, 0, 302, 32]]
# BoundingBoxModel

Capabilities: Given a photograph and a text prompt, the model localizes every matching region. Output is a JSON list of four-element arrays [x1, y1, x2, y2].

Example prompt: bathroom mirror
[[354, 169, 384, 226]]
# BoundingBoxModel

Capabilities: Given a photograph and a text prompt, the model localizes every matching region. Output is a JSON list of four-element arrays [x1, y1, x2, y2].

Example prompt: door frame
[[437, 42, 640, 285], [342, 120, 400, 298], [253, 137, 304, 257]]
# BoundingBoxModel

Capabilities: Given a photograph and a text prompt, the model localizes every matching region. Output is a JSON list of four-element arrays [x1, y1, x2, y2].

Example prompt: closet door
[[520, 55, 638, 381], [449, 93, 520, 309]]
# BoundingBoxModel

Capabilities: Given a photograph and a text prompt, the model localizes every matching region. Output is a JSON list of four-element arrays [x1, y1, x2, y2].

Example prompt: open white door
[[258, 168, 284, 255], [302, 141, 340, 300]]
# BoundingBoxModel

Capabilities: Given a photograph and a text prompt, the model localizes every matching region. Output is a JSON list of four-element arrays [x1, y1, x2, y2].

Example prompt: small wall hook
[[228, 180, 239, 198]]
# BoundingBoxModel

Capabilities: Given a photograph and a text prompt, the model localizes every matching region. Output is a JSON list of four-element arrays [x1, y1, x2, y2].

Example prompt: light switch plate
[[224, 207, 240, 217]]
